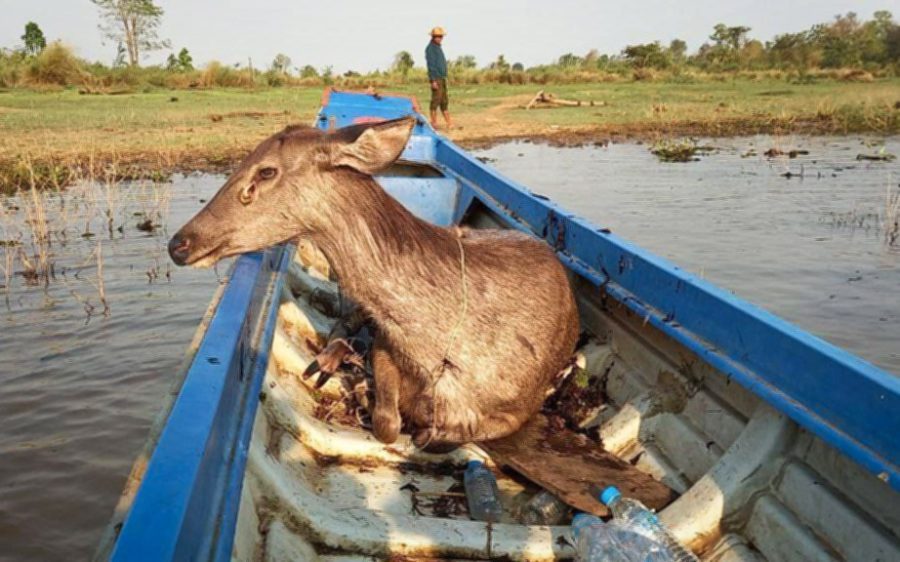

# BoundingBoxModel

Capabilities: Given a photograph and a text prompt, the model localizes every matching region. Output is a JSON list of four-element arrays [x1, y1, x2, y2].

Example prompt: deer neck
[[307, 174, 460, 333]]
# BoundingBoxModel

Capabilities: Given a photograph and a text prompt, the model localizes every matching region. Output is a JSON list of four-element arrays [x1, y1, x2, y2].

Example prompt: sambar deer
[[168, 117, 579, 449]]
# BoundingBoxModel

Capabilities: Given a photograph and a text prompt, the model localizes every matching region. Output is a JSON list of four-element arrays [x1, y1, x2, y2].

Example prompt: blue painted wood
[[110, 247, 289, 562], [376, 176, 458, 226]]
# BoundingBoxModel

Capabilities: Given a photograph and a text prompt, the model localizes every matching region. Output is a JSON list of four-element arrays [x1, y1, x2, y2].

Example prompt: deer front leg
[[371, 339, 402, 444], [302, 301, 368, 389]]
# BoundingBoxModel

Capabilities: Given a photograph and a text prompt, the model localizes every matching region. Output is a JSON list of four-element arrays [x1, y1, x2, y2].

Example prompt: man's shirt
[[425, 41, 448, 80]]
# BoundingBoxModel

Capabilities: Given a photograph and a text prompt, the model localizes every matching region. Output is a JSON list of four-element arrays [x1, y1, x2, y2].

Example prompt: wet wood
[[481, 414, 677, 516], [525, 90, 603, 110], [525, 89, 545, 110]]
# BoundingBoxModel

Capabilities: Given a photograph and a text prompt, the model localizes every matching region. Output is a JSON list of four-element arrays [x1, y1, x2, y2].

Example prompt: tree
[[452, 54, 477, 69], [177, 47, 193, 71], [392, 50, 414, 78], [705, 23, 752, 67], [167, 47, 193, 71], [321, 65, 333, 85], [512, 62, 524, 72], [299, 64, 319, 78], [271, 53, 292, 74], [490, 54, 510, 71], [668, 39, 688, 62], [623, 42, 670, 69], [812, 12, 867, 67], [886, 23, 900, 63], [91, 0, 169, 66], [21, 22, 46, 56], [113, 41, 127, 67], [710, 24, 751, 50], [557, 52, 583, 67]]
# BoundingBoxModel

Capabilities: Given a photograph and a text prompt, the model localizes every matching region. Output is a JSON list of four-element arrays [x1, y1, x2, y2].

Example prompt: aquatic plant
[[886, 184, 900, 248], [650, 139, 714, 163], [20, 162, 54, 286]]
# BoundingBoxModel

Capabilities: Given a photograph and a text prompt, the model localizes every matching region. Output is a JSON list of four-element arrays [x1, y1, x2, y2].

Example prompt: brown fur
[[169, 117, 579, 446]]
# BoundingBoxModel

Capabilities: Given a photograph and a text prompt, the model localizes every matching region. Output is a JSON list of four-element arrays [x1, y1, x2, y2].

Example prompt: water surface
[[475, 135, 900, 374], [0, 176, 226, 560]]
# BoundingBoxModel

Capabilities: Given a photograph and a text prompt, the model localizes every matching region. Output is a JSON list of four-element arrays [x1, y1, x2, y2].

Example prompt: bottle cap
[[571, 513, 603, 538], [599, 486, 621, 505], [467, 460, 483, 470]]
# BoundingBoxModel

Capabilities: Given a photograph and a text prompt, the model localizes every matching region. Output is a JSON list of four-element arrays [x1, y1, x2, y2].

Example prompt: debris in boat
[[476, 156, 497, 164], [763, 148, 809, 158], [519, 489, 570, 525], [464, 460, 504, 522], [525, 89, 604, 110], [543, 363, 607, 437], [856, 152, 896, 162], [480, 414, 676, 516], [401, 480, 468, 518]]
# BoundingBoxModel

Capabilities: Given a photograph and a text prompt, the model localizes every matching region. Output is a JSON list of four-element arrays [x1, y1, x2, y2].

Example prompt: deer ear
[[333, 117, 415, 174]]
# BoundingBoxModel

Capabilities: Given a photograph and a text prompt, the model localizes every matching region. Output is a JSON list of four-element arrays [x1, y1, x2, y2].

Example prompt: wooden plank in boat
[[481, 414, 677, 516]]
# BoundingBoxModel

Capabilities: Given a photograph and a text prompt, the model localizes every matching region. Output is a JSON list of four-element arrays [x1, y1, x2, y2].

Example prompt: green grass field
[[0, 78, 897, 190]]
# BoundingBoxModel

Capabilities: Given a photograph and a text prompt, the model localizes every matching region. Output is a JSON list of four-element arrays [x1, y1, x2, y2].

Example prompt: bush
[[200, 61, 256, 88], [27, 42, 83, 86]]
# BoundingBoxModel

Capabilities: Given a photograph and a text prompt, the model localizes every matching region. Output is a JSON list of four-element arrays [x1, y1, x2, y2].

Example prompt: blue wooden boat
[[97, 89, 900, 561]]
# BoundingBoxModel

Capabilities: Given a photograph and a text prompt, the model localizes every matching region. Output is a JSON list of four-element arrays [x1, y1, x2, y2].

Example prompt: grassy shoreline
[[1, 79, 898, 192]]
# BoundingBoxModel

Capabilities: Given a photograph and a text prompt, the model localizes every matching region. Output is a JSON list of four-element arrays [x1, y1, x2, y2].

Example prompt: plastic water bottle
[[600, 486, 699, 562], [464, 460, 503, 522], [521, 490, 569, 525], [571, 513, 674, 562]]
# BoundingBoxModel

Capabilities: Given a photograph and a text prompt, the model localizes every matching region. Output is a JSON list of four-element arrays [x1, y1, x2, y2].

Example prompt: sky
[[0, 1, 895, 72]]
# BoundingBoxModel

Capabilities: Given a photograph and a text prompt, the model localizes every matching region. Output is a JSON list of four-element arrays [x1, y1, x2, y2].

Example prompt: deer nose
[[168, 234, 191, 265]]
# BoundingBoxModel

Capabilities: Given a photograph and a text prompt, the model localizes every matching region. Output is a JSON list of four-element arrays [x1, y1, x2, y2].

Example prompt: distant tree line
[[1, 10, 899, 90]]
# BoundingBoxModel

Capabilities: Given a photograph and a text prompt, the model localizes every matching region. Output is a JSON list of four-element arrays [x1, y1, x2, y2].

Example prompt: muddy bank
[[456, 114, 892, 150], [2, 112, 897, 193]]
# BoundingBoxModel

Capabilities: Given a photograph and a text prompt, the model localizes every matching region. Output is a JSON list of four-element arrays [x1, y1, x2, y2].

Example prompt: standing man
[[425, 26, 452, 129]]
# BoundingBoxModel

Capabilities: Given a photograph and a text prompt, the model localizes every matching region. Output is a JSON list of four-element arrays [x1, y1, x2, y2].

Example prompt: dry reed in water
[[885, 182, 900, 248]]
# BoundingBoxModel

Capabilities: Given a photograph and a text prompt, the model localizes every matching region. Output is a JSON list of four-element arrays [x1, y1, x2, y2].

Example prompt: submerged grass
[[886, 184, 900, 248]]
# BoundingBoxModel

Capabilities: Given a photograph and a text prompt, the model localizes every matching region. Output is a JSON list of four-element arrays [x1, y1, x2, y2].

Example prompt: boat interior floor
[[233, 242, 900, 562]]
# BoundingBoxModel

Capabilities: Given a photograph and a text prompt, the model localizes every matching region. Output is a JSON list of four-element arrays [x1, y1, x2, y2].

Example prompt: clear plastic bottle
[[521, 490, 569, 525], [464, 460, 503, 522], [600, 486, 699, 562], [571, 513, 674, 562]]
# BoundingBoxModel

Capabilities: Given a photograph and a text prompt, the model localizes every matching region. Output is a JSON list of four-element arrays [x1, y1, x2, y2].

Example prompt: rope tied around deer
[[420, 226, 469, 449]]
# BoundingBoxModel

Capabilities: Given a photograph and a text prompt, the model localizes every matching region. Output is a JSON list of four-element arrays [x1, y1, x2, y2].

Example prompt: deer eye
[[239, 183, 257, 205], [258, 167, 277, 180]]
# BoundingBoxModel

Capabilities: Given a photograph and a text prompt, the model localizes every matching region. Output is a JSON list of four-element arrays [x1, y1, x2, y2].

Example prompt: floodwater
[[476, 135, 900, 374], [0, 176, 227, 560], [0, 136, 897, 560]]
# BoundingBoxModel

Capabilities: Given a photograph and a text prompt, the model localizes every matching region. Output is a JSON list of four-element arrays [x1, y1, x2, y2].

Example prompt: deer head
[[168, 116, 416, 267]]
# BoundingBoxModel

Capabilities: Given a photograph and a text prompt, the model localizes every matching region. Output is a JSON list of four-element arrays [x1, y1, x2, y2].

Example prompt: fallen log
[[525, 90, 604, 110]]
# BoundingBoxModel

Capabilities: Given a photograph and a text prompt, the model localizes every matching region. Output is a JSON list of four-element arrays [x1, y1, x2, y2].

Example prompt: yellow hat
[[430, 26, 446, 37]]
